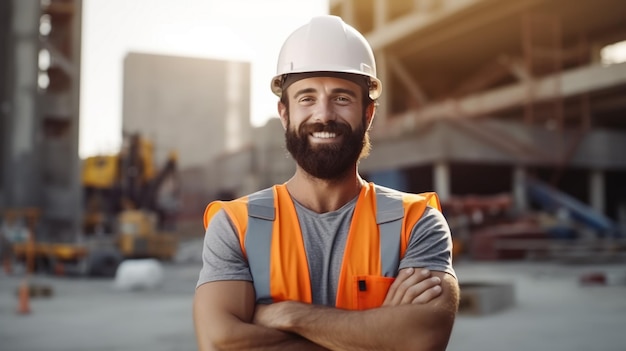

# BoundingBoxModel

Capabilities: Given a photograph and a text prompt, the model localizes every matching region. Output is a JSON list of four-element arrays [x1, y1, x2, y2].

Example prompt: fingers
[[398, 268, 430, 305], [382, 268, 403, 305], [383, 267, 418, 306], [409, 277, 442, 304], [383, 268, 442, 306], [384, 267, 429, 306], [398, 273, 441, 305]]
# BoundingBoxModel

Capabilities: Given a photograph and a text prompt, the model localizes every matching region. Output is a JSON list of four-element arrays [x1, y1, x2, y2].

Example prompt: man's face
[[279, 76, 373, 180]]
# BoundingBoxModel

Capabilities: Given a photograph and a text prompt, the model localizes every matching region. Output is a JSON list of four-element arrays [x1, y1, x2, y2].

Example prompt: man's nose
[[312, 99, 337, 123]]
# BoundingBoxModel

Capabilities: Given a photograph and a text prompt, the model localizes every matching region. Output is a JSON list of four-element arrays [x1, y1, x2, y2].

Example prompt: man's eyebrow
[[331, 88, 358, 98], [293, 88, 317, 99], [293, 87, 358, 99]]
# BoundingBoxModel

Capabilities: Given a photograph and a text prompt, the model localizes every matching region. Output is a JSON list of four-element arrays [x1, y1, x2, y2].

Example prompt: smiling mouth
[[311, 131, 338, 139]]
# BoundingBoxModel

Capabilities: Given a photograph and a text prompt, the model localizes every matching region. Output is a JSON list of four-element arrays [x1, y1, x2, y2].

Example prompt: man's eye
[[299, 97, 314, 103], [335, 96, 351, 103]]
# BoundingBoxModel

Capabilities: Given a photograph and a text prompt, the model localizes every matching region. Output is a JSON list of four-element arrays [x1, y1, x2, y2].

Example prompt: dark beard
[[285, 119, 367, 180]]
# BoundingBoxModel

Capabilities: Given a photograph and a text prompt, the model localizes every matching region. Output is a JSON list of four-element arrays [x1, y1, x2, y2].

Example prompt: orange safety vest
[[203, 182, 441, 310]]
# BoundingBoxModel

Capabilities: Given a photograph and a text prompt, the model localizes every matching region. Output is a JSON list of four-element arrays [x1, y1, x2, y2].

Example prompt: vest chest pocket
[[354, 275, 395, 310]]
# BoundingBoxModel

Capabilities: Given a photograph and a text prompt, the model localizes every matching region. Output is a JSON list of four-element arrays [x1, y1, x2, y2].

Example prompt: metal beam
[[366, 0, 542, 55], [367, 0, 481, 50], [375, 62, 626, 138], [388, 55, 428, 105], [451, 55, 531, 97]]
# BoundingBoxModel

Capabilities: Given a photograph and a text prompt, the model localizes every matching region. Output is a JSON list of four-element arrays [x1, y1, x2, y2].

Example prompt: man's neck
[[285, 168, 365, 214]]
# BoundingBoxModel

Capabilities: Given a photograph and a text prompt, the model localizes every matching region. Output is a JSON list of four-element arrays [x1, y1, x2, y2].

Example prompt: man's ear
[[278, 100, 288, 130], [366, 102, 376, 130]]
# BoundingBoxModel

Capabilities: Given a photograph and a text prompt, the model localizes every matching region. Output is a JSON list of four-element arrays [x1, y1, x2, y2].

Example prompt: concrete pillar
[[5, 0, 41, 208], [433, 161, 450, 201], [341, 0, 355, 25], [373, 0, 388, 29], [513, 166, 528, 213], [414, 0, 422, 11], [589, 170, 605, 214]]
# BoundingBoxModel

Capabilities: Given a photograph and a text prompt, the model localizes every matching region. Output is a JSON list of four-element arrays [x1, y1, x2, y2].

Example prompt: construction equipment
[[81, 132, 180, 264], [82, 132, 179, 235], [524, 178, 619, 237], [4, 132, 180, 277]]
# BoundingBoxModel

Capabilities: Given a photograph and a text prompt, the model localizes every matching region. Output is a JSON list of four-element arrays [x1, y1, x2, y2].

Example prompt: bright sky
[[80, 0, 328, 158]]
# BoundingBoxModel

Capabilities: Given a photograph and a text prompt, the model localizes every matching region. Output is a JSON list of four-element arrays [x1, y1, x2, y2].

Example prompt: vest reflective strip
[[375, 190, 404, 277], [245, 187, 406, 300], [245, 188, 275, 302]]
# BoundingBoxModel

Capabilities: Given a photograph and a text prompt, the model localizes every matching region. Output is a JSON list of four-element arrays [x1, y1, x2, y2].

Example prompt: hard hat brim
[[271, 72, 382, 100]]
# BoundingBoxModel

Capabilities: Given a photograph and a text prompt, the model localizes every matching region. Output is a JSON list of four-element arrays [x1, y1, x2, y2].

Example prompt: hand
[[382, 268, 442, 306], [253, 301, 299, 329], [253, 303, 280, 329]]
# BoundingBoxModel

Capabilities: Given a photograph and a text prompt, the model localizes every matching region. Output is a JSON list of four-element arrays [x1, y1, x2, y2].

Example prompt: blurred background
[[1, 0, 626, 350]]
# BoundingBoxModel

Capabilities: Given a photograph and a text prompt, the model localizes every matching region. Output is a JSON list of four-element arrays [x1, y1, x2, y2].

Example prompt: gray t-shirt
[[197, 192, 456, 306]]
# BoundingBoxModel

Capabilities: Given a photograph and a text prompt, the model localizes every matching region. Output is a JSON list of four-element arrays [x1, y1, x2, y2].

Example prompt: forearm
[[276, 303, 455, 351], [193, 282, 329, 351], [196, 315, 327, 351], [255, 273, 459, 351]]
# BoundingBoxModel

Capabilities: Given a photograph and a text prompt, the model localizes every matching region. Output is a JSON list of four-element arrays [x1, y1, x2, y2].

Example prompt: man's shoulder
[[211, 186, 277, 206], [371, 183, 441, 211], [372, 183, 435, 200], [204, 186, 280, 231], [372, 183, 404, 196]]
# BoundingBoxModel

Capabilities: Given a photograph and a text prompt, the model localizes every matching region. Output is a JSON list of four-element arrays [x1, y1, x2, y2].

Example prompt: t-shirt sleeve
[[196, 209, 252, 289], [399, 206, 457, 279]]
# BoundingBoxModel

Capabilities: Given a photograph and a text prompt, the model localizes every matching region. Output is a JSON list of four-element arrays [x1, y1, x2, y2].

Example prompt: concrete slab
[[0, 263, 199, 351], [448, 261, 626, 351], [459, 282, 515, 315], [1, 258, 625, 351]]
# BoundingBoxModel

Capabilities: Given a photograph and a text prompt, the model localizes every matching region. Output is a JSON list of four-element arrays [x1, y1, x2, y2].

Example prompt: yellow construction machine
[[81, 132, 180, 262], [4, 133, 179, 277], [2, 208, 89, 276]]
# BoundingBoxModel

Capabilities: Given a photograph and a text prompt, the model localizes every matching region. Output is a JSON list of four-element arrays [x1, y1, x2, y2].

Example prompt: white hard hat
[[271, 15, 382, 100]]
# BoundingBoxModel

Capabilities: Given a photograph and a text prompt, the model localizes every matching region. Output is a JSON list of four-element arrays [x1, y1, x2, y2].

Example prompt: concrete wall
[[122, 53, 252, 170]]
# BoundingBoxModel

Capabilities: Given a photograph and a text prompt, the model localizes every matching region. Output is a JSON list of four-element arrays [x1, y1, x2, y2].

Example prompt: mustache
[[299, 121, 352, 135]]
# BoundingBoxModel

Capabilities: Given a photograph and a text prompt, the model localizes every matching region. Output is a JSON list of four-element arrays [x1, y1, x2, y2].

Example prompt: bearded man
[[193, 15, 459, 351]]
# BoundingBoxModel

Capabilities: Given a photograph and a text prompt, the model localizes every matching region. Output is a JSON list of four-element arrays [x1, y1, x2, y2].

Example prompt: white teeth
[[312, 132, 337, 139]]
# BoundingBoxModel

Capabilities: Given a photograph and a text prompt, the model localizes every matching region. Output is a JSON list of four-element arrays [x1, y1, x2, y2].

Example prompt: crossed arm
[[193, 279, 323, 350], [193, 268, 459, 351]]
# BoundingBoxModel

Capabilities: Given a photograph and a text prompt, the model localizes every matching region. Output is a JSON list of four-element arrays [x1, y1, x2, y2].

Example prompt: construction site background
[[1, 0, 626, 350]]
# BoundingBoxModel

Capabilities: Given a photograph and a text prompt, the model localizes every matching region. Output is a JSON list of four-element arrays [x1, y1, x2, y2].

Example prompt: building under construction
[[227, 3, 626, 206], [213, 0, 626, 256], [2, 0, 626, 254], [328, 0, 626, 220], [357, 0, 624, 257], [1, 0, 82, 241]]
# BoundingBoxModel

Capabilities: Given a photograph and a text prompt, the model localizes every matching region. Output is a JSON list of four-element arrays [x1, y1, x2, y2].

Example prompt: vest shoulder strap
[[248, 188, 275, 220], [245, 187, 275, 302], [373, 185, 405, 276]]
